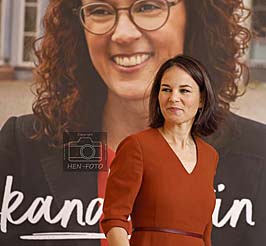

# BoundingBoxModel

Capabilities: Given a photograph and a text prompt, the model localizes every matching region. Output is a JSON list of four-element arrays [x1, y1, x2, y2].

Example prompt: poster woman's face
[[82, 0, 186, 100]]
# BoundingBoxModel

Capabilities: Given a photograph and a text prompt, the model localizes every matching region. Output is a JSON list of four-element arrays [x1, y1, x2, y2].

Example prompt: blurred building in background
[[0, 0, 265, 81], [0, 0, 48, 80], [249, 0, 266, 82]]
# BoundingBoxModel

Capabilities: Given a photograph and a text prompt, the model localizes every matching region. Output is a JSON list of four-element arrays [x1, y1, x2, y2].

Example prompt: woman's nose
[[169, 92, 180, 103], [111, 13, 142, 44]]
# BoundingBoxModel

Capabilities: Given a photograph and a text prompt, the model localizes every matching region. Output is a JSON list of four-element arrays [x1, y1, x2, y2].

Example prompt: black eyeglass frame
[[73, 0, 180, 35]]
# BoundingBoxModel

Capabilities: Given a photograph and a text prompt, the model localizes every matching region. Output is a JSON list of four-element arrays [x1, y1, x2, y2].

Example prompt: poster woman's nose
[[111, 13, 142, 44]]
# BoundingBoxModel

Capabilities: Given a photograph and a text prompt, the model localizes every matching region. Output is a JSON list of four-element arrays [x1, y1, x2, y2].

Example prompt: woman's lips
[[113, 54, 150, 67], [111, 53, 152, 72], [167, 107, 183, 113]]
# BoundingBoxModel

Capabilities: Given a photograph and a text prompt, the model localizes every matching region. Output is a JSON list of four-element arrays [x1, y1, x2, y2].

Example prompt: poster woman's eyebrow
[[82, 0, 134, 6]]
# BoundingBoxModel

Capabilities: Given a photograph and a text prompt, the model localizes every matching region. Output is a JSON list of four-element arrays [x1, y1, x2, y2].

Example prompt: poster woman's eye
[[90, 7, 112, 16], [133, 1, 164, 15], [137, 3, 160, 13], [83, 5, 114, 18]]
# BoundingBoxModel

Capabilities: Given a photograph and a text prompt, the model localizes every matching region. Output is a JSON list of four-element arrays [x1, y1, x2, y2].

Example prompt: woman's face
[[82, 0, 186, 100], [158, 66, 202, 126]]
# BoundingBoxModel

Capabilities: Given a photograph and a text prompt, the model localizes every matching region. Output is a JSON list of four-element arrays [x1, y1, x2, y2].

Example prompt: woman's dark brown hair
[[32, 0, 250, 144], [149, 55, 223, 136]]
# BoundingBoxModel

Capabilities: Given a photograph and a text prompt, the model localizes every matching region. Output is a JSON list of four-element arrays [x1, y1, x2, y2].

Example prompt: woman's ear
[[199, 95, 204, 109]]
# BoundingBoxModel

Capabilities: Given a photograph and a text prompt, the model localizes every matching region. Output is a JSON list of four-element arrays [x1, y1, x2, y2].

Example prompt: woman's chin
[[108, 83, 151, 101], [113, 91, 149, 101]]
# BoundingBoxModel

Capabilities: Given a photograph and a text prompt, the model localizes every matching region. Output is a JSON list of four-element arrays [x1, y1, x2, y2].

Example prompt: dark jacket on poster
[[205, 112, 266, 246], [0, 115, 100, 246]]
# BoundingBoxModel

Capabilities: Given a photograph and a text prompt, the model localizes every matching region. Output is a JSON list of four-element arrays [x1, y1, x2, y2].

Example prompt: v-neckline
[[155, 128, 200, 175]]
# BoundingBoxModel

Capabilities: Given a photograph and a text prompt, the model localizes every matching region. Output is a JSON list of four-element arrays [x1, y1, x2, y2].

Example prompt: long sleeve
[[101, 135, 143, 235]]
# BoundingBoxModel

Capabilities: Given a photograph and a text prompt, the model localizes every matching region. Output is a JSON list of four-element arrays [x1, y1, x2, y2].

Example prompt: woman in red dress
[[101, 55, 223, 246]]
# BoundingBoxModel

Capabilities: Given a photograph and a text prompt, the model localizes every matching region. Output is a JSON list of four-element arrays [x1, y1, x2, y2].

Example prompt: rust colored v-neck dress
[[101, 128, 218, 246]]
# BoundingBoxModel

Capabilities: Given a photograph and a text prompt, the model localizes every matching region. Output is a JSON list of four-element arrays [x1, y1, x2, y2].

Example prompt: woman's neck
[[102, 91, 149, 151], [159, 121, 194, 149]]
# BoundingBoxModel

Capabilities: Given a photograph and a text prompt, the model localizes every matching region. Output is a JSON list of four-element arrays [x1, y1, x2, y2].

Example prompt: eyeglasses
[[73, 0, 180, 35]]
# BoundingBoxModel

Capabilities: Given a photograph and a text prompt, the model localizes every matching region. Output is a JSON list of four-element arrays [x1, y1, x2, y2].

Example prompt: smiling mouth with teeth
[[113, 54, 151, 67]]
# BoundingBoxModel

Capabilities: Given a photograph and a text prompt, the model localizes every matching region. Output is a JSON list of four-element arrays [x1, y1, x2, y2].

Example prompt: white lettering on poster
[[0, 176, 255, 239], [213, 184, 255, 227], [0, 176, 103, 233]]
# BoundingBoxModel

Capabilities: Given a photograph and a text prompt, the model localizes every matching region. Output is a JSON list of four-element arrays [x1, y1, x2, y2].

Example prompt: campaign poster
[[0, 0, 265, 245]]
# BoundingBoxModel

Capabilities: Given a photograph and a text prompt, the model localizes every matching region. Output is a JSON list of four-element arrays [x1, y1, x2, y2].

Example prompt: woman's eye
[[180, 89, 191, 93], [92, 8, 112, 15], [135, 3, 161, 13], [161, 88, 171, 92], [84, 7, 113, 16]]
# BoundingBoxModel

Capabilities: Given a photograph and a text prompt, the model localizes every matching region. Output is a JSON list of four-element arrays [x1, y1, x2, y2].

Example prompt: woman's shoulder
[[196, 137, 219, 173], [116, 128, 157, 152], [126, 128, 158, 144], [1, 114, 37, 138], [132, 127, 157, 139], [0, 114, 46, 153], [197, 136, 218, 158], [0, 114, 40, 170]]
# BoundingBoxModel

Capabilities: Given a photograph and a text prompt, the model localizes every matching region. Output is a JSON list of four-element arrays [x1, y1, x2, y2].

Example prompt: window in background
[[22, 0, 38, 63], [0, 0, 2, 62], [250, 0, 266, 66]]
